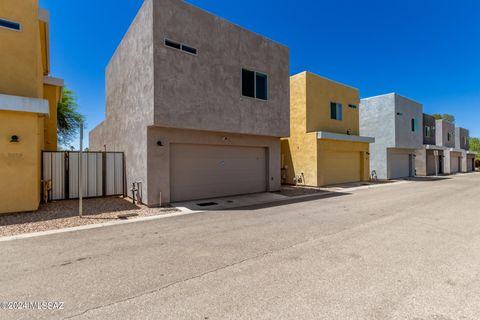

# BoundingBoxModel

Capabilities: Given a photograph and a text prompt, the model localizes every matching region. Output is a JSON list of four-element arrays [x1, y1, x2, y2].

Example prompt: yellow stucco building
[[0, 0, 63, 214], [281, 72, 374, 186]]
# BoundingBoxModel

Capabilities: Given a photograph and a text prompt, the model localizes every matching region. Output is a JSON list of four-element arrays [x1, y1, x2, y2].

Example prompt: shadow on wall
[[0, 197, 140, 226], [281, 140, 295, 185]]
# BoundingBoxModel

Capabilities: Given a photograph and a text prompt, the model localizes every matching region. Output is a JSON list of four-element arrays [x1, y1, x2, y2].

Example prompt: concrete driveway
[[1, 173, 479, 320]]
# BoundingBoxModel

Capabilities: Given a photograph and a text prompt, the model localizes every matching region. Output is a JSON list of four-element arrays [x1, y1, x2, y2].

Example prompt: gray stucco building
[[416, 118, 476, 175], [455, 127, 476, 172], [89, 0, 290, 205], [415, 114, 445, 176], [436, 120, 466, 174], [360, 93, 423, 180]]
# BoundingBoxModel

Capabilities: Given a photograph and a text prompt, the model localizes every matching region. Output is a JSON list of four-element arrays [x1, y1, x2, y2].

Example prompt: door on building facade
[[170, 144, 268, 202]]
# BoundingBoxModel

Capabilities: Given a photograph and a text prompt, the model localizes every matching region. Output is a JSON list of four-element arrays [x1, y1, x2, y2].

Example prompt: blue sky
[[40, 0, 480, 147]]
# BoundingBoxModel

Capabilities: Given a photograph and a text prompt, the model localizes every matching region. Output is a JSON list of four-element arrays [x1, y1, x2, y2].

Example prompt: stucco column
[[443, 151, 452, 174], [460, 151, 468, 173]]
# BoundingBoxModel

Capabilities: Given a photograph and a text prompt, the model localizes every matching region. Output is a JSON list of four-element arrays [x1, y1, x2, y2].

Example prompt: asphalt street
[[1, 173, 479, 320]]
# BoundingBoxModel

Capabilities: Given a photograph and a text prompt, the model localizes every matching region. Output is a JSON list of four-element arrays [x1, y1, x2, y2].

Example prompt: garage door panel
[[426, 152, 437, 175], [323, 151, 361, 185], [170, 144, 267, 202], [450, 154, 460, 173], [389, 152, 410, 179]]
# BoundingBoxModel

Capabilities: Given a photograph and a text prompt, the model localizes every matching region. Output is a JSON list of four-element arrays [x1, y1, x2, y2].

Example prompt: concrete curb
[[0, 211, 192, 243], [0, 179, 412, 243]]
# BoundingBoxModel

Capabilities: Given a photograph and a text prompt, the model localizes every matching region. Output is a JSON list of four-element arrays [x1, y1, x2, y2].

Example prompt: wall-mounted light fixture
[[157, 141, 163, 147], [10, 135, 19, 143]]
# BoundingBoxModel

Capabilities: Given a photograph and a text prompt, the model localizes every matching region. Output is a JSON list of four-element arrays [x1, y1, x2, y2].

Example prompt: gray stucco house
[[415, 114, 445, 176], [360, 93, 423, 180], [436, 120, 465, 174], [455, 127, 476, 172], [89, 0, 290, 205], [416, 118, 476, 175]]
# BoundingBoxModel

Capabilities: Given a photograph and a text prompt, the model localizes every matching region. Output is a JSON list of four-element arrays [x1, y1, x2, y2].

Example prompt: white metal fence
[[42, 151, 125, 201]]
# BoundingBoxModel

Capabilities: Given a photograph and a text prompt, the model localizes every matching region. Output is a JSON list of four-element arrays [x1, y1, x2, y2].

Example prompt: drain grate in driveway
[[196, 202, 218, 207]]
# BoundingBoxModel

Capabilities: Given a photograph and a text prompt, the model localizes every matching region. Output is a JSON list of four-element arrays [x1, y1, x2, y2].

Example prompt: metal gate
[[42, 151, 125, 201]]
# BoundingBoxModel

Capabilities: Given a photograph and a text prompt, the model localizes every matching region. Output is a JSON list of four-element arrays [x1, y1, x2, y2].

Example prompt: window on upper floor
[[411, 118, 417, 132], [181, 44, 197, 55], [164, 38, 198, 55], [330, 102, 343, 121], [447, 132, 451, 141], [425, 126, 430, 137], [0, 18, 21, 31], [242, 69, 268, 101], [348, 104, 357, 109]]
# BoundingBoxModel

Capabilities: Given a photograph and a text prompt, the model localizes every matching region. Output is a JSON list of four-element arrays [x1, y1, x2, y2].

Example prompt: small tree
[[57, 88, 85, 148], [432, 113, 455, 123], [469, 137, 480, 160]]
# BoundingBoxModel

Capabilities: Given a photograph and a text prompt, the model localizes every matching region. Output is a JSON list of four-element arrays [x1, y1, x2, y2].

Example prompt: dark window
[[0, 18, 21, 31], [447, 133, 451, 141], [330, 102, 337, 119], [330, 102, 342, 120], [348, 104, 357, 109], [181, 44, 197, 55], [242, 69, 255, 98], [165, 39, 181, 50], [256, 73, 268, 100], [242, 69, 268, 100]]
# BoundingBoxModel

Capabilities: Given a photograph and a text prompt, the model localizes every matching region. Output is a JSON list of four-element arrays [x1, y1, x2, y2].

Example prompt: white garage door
[[426, 152, 437, 175], [170, 144, 267, 202], [451, 154, 460, 173], [389, 152, 411, 179]]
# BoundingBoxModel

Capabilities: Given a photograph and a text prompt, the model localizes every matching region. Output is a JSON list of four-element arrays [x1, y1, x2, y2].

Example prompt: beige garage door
[[451, 154, 460, 173], [170, 144, 267, 202], [323, 151, 361, 185], [389, 152, 411, 179]]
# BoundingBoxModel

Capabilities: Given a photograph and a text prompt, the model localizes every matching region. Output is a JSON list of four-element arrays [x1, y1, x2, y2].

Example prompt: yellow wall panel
[[0, 0, 43, 98], [0, 111, 42, 213], [284, 72, 370, 187], [305, 72, 360, 135]]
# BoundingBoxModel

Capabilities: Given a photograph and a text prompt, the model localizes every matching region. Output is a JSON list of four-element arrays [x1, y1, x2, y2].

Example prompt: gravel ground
[[0, 197, 180, 237]]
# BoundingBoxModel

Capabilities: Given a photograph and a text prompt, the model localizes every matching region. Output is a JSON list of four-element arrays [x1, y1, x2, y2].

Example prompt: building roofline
[[360, 92, 396, 101], [292, 71, 359, 91], [361, 92, 422, 106], [435, 119, 455, 126], [183, 1, 289, 50], [44, 76, 64, 87]]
